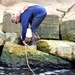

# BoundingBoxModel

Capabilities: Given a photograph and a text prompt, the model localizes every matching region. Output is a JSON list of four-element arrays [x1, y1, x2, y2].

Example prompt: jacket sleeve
[[20, 7, 32, 41], [21, 20, 28, 41]]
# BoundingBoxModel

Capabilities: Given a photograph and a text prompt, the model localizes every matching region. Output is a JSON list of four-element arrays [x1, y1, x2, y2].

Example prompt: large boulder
[[2, 2, 35, 34], [1, 0, 75, 6], [1, 0, 22, 6], [60, 4, 75, 41], [1, 0, 75, 41], [37, 40, 75, 61], [1, 41, 71, 68], [0, 4, 5, 24], [6, 33, 21, 44], [38, 6, 61, 39], [61, 19, 75, 41], [38, 24, 59, 39], [0, 38, 5, 58], [2, 2, 62, 40], [2, 12, 21, 35], [23, 0, 75, 6]]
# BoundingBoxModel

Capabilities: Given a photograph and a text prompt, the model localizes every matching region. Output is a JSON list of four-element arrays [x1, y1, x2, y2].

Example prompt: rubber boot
[[32, 32, 40, 40], [30, 32, 38, 49], [30, 32, 40, 49]]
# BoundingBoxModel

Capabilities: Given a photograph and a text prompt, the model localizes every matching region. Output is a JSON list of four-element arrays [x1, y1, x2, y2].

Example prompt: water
[[0, 67, 75, 75]]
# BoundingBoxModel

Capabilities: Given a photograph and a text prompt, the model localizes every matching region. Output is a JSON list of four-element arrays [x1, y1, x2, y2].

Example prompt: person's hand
[[22, 40, 26, 45]]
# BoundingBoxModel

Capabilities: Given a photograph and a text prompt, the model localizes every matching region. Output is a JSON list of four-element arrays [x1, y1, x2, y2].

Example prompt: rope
[[24, 44, 36, 75]]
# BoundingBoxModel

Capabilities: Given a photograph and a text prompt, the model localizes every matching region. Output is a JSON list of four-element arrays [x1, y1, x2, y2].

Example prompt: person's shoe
[[32, 32, 40, 41], [31, 32, 40, 50]]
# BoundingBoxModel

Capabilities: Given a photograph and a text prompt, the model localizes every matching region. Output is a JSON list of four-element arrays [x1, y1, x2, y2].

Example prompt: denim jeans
[[31, 14, 46, 33]]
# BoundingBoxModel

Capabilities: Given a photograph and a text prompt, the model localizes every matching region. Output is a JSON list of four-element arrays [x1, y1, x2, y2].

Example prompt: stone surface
[[42, 15, 60, 25], [0, 39, 5, 45], [2, 2, 61, 39], [1, 0, 22, 6], [0, 5, 5, 23], [0, 31, 5, 40], [2, 12, 21, 35], [37, 40, 75, 60], [38, 24, 59, 39], [1, 1, 75, 40], [1, 41, 71, 68], [61, 20, 75, 41], [0, 0, 75, 68], [6, 33, 21, 44]]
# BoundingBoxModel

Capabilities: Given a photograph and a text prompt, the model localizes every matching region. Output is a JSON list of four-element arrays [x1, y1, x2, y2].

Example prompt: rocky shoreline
[[0, 41, 73, 69], [0, 0, 75, 69], [0, 40, 75, 69]]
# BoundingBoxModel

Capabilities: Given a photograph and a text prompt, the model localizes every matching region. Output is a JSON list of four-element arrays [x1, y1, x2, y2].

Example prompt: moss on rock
[[37, 40, 50, 53], [1, 42, 71, 68]]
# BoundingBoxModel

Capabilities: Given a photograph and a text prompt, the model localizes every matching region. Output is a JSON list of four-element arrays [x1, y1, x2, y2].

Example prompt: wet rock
[[37, 40, 75, 61], [6, 33, 21, 44], [1, 42, 71, 68], [1, 0, 22, 6]]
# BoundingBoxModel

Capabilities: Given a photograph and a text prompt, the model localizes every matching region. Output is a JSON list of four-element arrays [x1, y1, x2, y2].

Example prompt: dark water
[[0, 67, 75, 75]]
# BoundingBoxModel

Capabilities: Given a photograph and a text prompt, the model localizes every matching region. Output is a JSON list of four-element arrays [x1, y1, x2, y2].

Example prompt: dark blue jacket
[[20, 5, 46, 41]]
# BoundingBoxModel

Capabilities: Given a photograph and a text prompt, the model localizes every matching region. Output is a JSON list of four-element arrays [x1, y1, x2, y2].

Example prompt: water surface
[[0, 67, 75, 75]]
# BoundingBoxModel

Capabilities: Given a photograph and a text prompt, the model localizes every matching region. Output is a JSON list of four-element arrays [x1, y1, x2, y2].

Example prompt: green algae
[[37, 40, 50, 53]]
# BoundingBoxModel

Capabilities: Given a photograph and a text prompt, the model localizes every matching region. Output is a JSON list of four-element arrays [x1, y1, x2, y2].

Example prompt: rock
[[0, 30, 6, 59], [1, 0, 22, 6], [2, 12, 21, 34], [2, 2, 35, 34], [6, 33, 21, 44], [1, 42, 71, 68], [37, 40, 75, 61], [23, 0, 75, 7], [43, 6, 62, 25], [38, 24, 59, 39], [0, 4, 5, 23], [1, 0, 75, 68], [0, 45, 4, 57], [0, 38, 5, 58], [59, 4, 75, 41], [2, 2, 62, 40], [0, 0, 2, 3], [0, 39, 5, 45], [0, 31, 5, 57], [1, 1, 75, 40], [61, 13, 75, 41]]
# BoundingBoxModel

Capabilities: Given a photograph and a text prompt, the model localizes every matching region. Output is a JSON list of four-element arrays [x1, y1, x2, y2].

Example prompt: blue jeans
[[31, 14, 46, 33]]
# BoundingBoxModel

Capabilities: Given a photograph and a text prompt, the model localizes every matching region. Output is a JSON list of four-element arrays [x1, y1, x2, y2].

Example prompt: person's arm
[[16, 6, 28, 24], [21, 19, 29, 45], [20, 7, 31, 45]]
